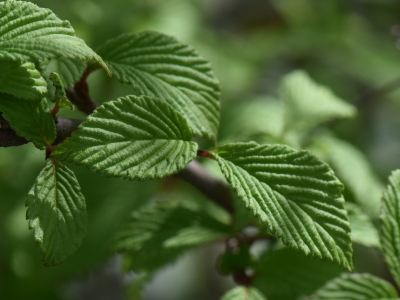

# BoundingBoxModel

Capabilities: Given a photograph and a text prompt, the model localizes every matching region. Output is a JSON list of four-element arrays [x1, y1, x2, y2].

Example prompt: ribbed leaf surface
[[346, 203, 380, 249], [49, 72, 73, 109], [41, 57, 86, 89], [97, 31, 220, 141], [52, 95, 198, 180], [281, 70, 356, 133], [220, 286, 267, 300], [254, 248, 342, 300], [212, 142, 353, 270], [115, 201, 230, 272], [0, 60, 47, 100], [0, 1, 108, 73], [0, 93, 55, 149], [26, 160, 88, 266], [312, 273, 398, 299], [380, 170, 400, 287]]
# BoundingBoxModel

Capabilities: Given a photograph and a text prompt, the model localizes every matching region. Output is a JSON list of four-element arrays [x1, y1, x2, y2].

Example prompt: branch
[[65, 67, 100, 115], [356, 75, 400, 108], [175, 160, 234, 214], [0, 115, 82, 148]]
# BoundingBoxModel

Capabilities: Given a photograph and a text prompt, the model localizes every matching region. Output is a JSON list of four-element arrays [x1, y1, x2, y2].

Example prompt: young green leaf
[[115, 200, 230, 272], [254, 247, 342, 300], [312, 273, 398, 299], [40, 57, 86, 89], [0, 60, 47, 100], [26, 160, 88, 266], [49, 72, 73, 109], [0, 94, 55, 149], [52, 95, 198, 180], [0, 1, 109, 74], [380, 170, 400, 287], [281, 70, 356, 133], [220, 286, 267, 300], [346, 203, 380, 249], [96, 31, 221, 141], [212, 142, 353, 270]]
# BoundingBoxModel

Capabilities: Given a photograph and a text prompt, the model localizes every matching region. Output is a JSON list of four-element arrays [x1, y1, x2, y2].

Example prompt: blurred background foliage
[[1, 0, 400, 299]]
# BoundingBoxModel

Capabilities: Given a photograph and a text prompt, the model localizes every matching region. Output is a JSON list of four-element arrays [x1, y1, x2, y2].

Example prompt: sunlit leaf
[[97, 31, 220, 141], [212, 142, 353, 270], [52, 95, 197, 180], [0, 1, 109, 73]]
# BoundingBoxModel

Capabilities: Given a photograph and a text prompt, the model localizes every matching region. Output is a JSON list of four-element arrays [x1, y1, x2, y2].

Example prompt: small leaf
[[254, 247, 342, 300], [0, 1, 109, 74], [52, 95, 198, 180], [312, 273, 399, 299], [0, 59, 47, 100], [281, 70, 356, 133], [115, 200, 230, 272], [0, 93, 55, 149], [49, 72, 73, 109], [212, 142, 353, 270], [26, 160, 88, 266], [346, 203, 380, 249], [40, 57, 86, 89], [97, 31, 221, 141], [380, 170, 400, 287], [220, 286, 267, 300]]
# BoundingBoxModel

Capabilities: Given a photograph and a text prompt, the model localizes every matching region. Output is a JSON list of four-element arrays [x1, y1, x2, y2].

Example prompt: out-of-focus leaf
[[281, 70, 356, 134], [253, 247, 342, 300], [310, 134, 383, 217], [220, 286, 267, 300], [345, 203, 380, 249], [312, 273, 398, 299], [115, 200, 230, 272]]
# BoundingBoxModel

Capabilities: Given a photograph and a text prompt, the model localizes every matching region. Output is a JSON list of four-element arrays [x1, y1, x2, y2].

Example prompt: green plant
[[1, 1, 400, 299]]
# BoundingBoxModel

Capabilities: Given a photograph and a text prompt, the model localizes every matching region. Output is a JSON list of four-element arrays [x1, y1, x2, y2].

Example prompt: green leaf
[[0, 1, 109, 74], [254, 247, 342, 300], [49, 72, 73, 109], [220, 286, 267, 300], [40, 57, 86, 89], [26, 160, 88, 266], [212, 142, 353, 270], [312, 273, 399, 299], [97, 31, 221, 141], [0, 60, 47, 100], [346, 203, 380, 249], [52, 95, 198, 180], [218, 244, 252, 275], [0, 93, 55, 149], [281, 70, 356, 133], [115, 200, 230, 272], [310, 135, 383, 217], [380, 170, 400, 287]]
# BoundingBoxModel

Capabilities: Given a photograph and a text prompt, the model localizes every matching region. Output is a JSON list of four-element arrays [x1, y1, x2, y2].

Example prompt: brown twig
[[0, 115, 82, 148], [175, 160, 234, 214], [65, 67, 100, 115]]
